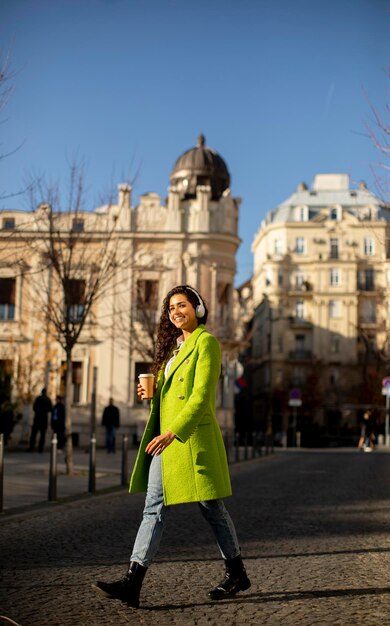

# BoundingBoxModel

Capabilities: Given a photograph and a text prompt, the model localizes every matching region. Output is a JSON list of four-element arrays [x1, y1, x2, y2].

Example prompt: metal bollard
[[48, 432, 58, 501], [0, 433, 4, 513], [88, 434, 96, 494], [121, 434, 128, 487]]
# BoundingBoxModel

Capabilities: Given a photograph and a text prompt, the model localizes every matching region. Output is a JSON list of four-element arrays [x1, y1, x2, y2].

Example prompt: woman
[[93, 285, 250, 608]]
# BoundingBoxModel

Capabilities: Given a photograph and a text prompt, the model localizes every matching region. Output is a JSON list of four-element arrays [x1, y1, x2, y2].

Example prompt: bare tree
[[0, 47, 28, 202], [21, 161, 132, 474], [365, 69, 390, 203], [364, 71, 390, 369]]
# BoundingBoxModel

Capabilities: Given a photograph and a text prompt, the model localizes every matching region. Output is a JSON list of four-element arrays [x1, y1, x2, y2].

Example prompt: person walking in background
[[29, 388, 52, 453], [51, 395, 66, 451], [102, 398, 120, 453], [358, 409, 375, 452], [93, 285, 250, 608]]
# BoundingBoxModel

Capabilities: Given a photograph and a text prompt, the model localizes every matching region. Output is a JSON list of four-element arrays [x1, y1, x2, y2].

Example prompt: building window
[[274, 238, 282, 255], [295, 237, 305, 254], [295, 270, 304, 289], [72, 219, 85, 232], [329, 300, 341, 318], [295, 300, 304, 319], [330, 207, 340, 220], [330, 268, 341, 286], [330, 335, 340, 353], [293, 334, 308, 358], [364, 237, 375, 256], [278, 269, 283, 287], [361, 300, 376, 324], [65, 279, 86, 322], [358, 269, 374, 291], [297, 206, 308, 222], [330, 368, 339, 386], [137, 280, 159, 310], [330, 238, 339, 259], [275, 369, 283, 384], [60, 361, 83, 403], [292, 366, 305, 386], [0, 278, 16, 320], [72, 362, 83, 403], [2, 217, 15, 230], [387, 268, 390, 286]]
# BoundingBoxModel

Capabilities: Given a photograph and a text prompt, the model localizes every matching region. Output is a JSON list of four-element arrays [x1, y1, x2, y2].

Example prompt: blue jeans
[[130, 454, 240, 567], [105, 426, 116, 453]]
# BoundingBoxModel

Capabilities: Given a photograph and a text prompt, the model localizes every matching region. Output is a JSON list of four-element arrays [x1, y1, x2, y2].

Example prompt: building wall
[[250, 174, 390, 444], [0, 178, 241, 446]]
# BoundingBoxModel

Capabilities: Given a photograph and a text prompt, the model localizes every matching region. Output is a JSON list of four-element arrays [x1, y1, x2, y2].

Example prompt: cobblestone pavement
[[1, 449, 390, 626]]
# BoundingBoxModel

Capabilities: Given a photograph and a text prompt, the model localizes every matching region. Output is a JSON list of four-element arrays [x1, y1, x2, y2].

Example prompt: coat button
[[178, 377, 184, 382], [178, 394, 185, 400], [184, 359, 190, 364]]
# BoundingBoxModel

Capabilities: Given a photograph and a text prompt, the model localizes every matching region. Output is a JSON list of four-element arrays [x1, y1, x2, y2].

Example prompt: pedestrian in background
[[93, 285, 250, 608], [29, 388, 52, 453], [51, 395, 66, 451], [102, 398, 120, 453], [358, 409, 375, 452]]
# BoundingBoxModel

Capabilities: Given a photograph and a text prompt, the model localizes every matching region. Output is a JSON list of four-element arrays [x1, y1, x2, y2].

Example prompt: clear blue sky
[[1, 0, 389, 285]]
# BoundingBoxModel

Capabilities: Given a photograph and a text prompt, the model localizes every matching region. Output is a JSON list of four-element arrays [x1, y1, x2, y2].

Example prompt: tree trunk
[[64, 353, 74, 475]]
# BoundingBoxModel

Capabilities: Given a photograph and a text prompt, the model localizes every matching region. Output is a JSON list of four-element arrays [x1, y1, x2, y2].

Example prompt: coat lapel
[[162, 325, 205, 387]]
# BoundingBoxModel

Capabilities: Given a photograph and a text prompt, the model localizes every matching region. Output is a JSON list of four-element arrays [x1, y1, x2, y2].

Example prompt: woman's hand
[[137, 382, 153, 400], [146, 431, 175, 456]]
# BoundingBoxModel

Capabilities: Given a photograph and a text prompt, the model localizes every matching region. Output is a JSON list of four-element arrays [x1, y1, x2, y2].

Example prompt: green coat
[[129, 325, 232, 505]]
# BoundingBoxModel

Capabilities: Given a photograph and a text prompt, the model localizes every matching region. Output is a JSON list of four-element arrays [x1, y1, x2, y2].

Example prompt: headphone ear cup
[[196, 303, 205, 318]]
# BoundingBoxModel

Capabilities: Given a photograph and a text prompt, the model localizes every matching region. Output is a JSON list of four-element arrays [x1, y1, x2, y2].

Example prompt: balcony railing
[[288, 349, 313, 360], [358, 282, 375, 292], [359, 317, 377, 326], [289, 316, 313, 327], [289, 281, 313, 293]]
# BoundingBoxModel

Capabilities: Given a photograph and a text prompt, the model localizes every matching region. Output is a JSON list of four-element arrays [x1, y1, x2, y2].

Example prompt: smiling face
[[168, 293, 199, 336]]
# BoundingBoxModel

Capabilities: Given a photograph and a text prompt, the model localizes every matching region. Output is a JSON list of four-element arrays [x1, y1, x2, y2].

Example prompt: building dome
[[170, 134, 230, 200]]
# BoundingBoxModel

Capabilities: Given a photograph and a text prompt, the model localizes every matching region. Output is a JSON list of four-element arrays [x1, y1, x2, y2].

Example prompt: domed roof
[[170, 134, 230, 200]]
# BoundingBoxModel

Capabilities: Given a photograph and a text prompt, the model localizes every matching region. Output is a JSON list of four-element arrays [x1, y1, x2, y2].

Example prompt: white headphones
[[168, 286, 206, 320], [186, 286, 206, 318]]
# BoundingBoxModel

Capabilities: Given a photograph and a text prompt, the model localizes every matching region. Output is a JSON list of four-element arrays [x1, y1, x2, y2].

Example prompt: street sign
[[382, 377, 390, 388], [382, 387, 390, 397], [289, 388, 302, 400], [289, 398, 302, 407]]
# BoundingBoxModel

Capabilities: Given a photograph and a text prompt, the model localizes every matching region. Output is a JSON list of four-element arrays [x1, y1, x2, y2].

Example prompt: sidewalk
[[1, 444, 136, 514], [3, 444, 389, 517], [0, 437, 278, 515]]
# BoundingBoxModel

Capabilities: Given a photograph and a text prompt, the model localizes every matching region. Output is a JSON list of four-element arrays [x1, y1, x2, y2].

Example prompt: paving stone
[[1, 449, 390, 625]]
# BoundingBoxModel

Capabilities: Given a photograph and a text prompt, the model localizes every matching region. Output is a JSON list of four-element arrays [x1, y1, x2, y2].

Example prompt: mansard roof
[[265, 174, 388, 225]]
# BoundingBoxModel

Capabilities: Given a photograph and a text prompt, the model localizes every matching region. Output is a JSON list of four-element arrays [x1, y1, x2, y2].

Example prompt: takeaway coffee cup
[[138, 373, 155, 400]]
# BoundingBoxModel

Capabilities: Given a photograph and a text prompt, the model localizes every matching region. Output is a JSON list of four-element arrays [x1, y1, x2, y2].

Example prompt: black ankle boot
[[93, 561, 147, 608], [208, 555, 251, 600]]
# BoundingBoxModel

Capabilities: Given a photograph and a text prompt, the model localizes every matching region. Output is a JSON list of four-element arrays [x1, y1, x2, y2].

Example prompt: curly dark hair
[[151, 285, 208, 379]]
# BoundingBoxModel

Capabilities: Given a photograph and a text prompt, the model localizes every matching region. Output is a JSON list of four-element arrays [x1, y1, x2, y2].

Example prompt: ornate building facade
[[0, 136, 242, 445], [250, 173, 390, 446]]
